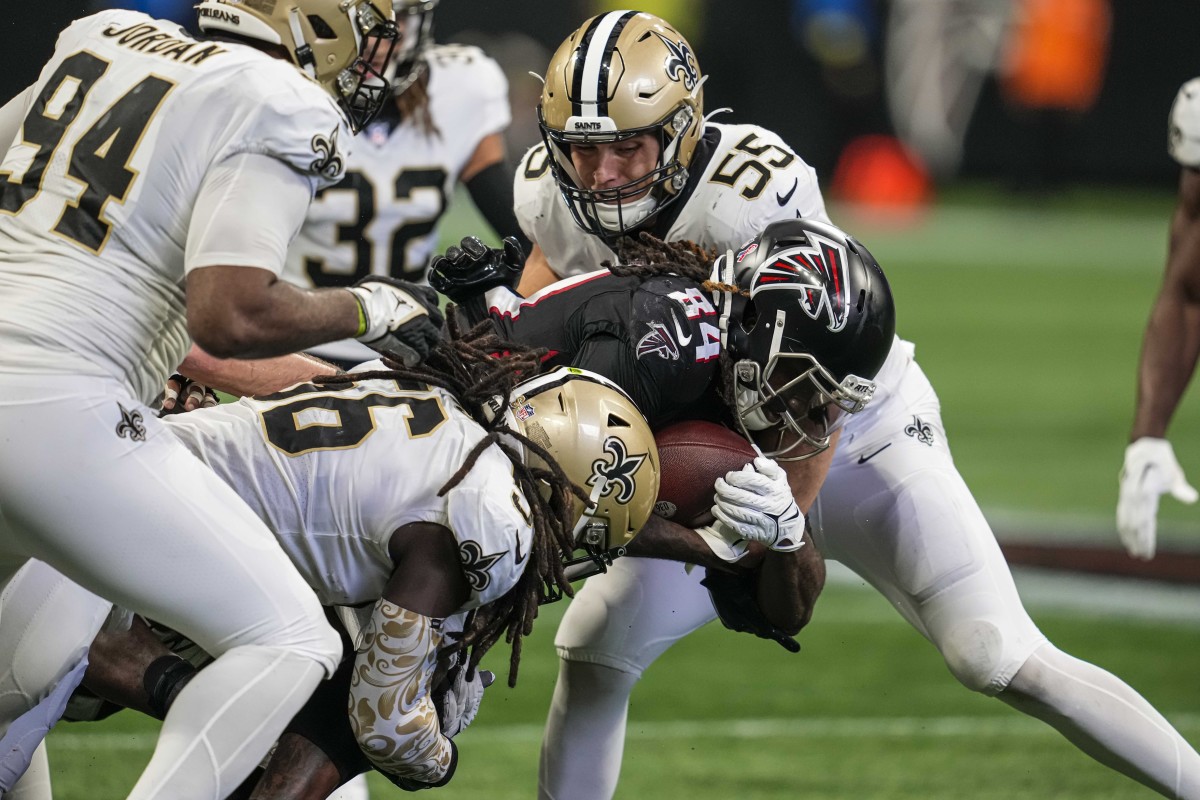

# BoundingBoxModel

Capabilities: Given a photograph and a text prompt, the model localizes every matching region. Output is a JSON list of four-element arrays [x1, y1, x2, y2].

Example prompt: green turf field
[[41, 187, 1200, 796], [43, 571, 1200, 798], [839, 187, 1199, 548]]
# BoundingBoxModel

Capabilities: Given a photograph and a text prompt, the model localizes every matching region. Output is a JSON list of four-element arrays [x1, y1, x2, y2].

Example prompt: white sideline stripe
[[47, 713, 1200, 751], [822, 561, 1200, 628]]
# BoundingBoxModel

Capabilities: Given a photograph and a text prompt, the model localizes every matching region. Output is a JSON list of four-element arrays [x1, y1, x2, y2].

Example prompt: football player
[[4, 325, 661, 798], [438, 11, 1200, 798], [434, 218, 892, 646], [0, 2, 454, 797], [286, 0, 529, 369], [1117, 76, 1200, 560]]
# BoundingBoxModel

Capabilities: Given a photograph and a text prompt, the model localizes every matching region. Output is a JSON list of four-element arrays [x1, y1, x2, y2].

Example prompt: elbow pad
[[348, 599, 456, 787]]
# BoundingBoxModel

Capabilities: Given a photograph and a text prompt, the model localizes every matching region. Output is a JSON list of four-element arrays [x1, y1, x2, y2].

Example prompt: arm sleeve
[[185, 152, 313, 274], [0, 84, 35, 150], [464, 160, 530, 254], [348, 599, 457, 788]]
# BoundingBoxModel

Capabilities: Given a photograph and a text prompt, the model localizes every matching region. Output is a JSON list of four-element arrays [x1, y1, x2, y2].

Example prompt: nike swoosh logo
[[670, 313, 693, 346], [857, 443, 891, 464], [776, 177, 798, 206]]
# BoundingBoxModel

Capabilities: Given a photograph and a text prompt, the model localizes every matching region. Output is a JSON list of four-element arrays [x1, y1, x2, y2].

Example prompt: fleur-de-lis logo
[[115, 403, 146, 442], [588, 436, 648, 505], [458, 540, 504, 592], [654, 32, 699, 91], [310, 127, 344, 181], [904, 415, 935, 446]]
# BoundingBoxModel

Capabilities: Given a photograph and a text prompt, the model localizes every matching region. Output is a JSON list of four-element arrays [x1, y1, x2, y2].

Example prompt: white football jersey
[[1169, 77, 1200, 167], [285, 44, 508, 364], [515, 122, 831, 277], [515, 119, 910, 423], [0, 10, 349, 404], [164, 375, 534, 609]]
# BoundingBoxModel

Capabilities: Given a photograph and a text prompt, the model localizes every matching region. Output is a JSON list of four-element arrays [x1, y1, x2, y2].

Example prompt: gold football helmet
[[506, 367, 660, 576], [195, 0, 398, 132], [389, 0, 438, 96], [538, 11, 705, 241]]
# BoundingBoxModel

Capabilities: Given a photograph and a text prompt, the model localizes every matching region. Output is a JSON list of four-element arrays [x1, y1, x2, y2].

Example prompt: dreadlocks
[[608, 232, 749, 419], [608, 231, 715, 283], [396, 68, 439, 137], [315, 313, 587, 687]]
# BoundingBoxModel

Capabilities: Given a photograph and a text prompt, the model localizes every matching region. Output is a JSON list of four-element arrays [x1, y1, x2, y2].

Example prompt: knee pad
[[939, 617, 1031, 695], [553, 559, 716, 677]]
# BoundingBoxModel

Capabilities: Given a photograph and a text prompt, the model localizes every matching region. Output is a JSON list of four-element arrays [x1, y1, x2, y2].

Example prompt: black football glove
[[700, 568, 801, 653], [349, 276, 444, 366], [428, 235, 525, 304]]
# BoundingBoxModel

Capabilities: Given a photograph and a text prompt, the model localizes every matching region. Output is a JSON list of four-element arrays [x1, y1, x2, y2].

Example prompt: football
[[653, 420, 758, 527]]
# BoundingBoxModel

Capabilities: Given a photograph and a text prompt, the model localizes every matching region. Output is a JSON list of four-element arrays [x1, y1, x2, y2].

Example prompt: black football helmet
[[711, 218, 896, 460]]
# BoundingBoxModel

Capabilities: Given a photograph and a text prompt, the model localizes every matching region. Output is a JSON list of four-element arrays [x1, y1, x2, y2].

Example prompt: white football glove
[[349, 277, 443, 366], [1117, 437, 1197, 560], [711, 457, 806, 552], [436, 664, 495, 739], [693, 521, 752, 563]]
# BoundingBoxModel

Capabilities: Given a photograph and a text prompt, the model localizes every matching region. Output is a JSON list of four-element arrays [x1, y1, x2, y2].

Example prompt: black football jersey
[[482, 270, 727, 427]]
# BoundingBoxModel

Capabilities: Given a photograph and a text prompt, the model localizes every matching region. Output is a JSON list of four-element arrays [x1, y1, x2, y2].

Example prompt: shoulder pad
[[225, 60, 351, 189], [444, 470, 531, 607], [1170, 78, 1200, 166], [427, 45, 507, 97], [426, 45, 510, 144], [513, 143, 555, 237], [60, 9, 152, 43], [709, 123, 830, 238]]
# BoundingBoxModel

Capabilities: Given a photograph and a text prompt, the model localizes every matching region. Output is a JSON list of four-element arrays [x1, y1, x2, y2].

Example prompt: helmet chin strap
[[735, 309, 789, 431], [571, 476, 608, 543], [734, 361, 776, 431], [594, 192, 658, 233], [710, 249, 736, 347], [286, 8, 317, 77]]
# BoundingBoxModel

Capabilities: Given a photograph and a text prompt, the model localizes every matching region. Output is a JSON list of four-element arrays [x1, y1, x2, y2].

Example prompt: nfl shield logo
[[516, 403, 535, 420]]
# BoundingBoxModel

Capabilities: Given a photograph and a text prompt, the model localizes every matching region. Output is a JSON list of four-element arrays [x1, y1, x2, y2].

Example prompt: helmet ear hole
[[307, 14, 336, 38], [740, 301, 759, 331]]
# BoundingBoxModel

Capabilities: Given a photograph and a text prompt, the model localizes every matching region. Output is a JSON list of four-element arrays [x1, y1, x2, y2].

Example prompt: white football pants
[[541, 348, 1200, 799], [0, 373, 341, 799]]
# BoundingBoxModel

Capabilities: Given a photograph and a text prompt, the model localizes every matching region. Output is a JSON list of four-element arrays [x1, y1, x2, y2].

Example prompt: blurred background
[[6, 3, 1200, 795], [4, 1, 1197, 188]]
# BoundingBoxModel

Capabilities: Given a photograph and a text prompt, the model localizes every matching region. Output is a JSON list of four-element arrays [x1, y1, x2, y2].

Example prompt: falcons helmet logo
[[750, 232, 851, 333]]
